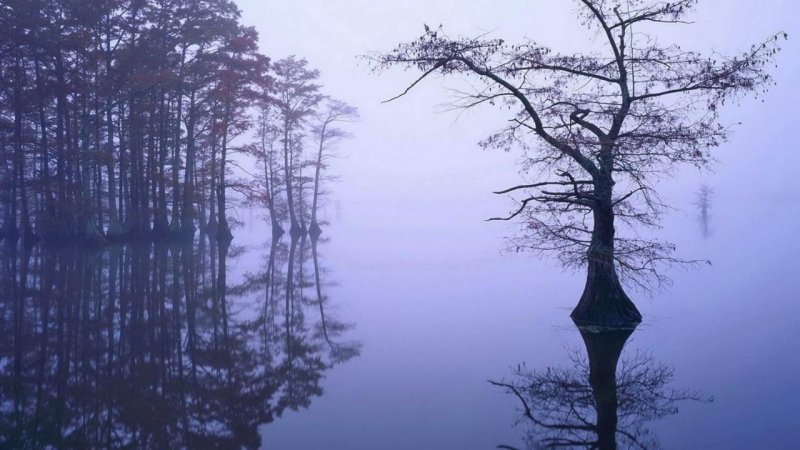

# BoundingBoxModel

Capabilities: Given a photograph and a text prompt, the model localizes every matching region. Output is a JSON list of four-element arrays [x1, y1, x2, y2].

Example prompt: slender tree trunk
[[118, 105, 130, 232], [208, 119, 218, 234], [0, 137, 11, 240], [217, 105, 232, 242], [262, 145, 283, 236], [127, 95, 143, 236], [92, 37, 105, 237], [80, 111, 103, 242], [34, 55, 55, 237], [283, 121, 300, 234], [181, 89, 197, 236], [309, 121, 327, 237], [13, 51, 33, 242], [9, 52, 23, 242], [146, 101, 157, 234], [54, 50, 68, 237], [104, 13, 122, 238], [171, 45, 187, 233], [154, 93, 169, 235]]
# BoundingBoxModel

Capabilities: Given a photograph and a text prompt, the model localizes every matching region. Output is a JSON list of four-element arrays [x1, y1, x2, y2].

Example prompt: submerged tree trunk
[[571, 181, 641, 328]]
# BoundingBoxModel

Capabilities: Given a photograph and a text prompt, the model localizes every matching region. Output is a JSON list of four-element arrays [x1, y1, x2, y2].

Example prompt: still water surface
[[1, 189, 799, 449]]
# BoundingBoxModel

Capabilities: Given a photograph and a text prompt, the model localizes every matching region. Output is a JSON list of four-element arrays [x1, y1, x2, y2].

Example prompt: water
[[3, 183, 797, 449], [0, 234, 358, 448], [258, 201, 800, 450]]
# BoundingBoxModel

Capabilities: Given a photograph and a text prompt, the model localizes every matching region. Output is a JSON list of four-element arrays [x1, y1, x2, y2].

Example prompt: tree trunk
[[309, 121, 326, 238], [262, 146, 283, 237], [170, 45, 187, 234], [55, 50, 68, 238], [80, 113, 104, 243], [34, 55, 55, 238], [105, 13, 123, 238], [216, 105, 232, 242], [207, 119, 219, 235], [118, 105, 130, 233], [8, 52, 22, 243], [571, 184, 641, 328], [181, 89, 197, 236], [154, 93, 169, 235], [283, 123, 301, 234]]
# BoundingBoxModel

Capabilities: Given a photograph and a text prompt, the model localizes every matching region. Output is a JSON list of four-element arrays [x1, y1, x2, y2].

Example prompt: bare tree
[[309, 99, 358, 237], [249, 109, 288, 236], [369, 0, 785, 326], [269, 56, 324, 236]]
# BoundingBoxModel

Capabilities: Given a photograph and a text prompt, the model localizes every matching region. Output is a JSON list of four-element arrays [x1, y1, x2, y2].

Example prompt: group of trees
[[0, 230, 358, 448], [0, 1, 359, 439], [371, 0, 783, 326], [0, 0, 354, 245], [248, 57, 358, 237]]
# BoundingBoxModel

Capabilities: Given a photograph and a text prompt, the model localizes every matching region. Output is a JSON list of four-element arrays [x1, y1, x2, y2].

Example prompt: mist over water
[[2, 0, 800, 449], [3, 181, 798, 448], [252, 176, 799, 449]]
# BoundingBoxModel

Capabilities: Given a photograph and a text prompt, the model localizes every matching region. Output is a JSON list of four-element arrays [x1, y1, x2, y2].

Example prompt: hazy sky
[[233, 0, 800, 237]]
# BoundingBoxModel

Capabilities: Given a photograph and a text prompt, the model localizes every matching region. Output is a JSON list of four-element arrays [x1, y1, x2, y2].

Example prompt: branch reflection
[[493, 326, 709, 450], [0, 231, 359, 448]]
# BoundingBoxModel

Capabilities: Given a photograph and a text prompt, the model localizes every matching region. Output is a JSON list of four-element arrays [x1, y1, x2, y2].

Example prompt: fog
[[1, 1, 798, 448], [230, 1, 800, 448]]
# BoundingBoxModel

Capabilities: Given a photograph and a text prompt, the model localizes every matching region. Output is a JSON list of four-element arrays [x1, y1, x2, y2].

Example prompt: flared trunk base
[[571, 265, 642, 328]]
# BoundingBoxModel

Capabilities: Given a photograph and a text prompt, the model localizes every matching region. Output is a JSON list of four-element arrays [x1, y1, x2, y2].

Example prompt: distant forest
[[0, 0, 353, 244]]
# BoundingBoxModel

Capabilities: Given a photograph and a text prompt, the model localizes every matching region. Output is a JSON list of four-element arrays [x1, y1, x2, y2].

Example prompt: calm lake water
[[2, 184, 798, 449]]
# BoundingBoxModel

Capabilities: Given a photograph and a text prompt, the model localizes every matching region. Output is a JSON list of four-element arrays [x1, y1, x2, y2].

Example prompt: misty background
[[1, 0, 797, 448], [223, 0, 800, 448]]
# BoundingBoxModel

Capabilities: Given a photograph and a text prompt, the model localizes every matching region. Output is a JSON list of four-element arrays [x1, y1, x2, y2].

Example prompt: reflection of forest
[[0, 233, 359, 448], [494, 327, 708, 450]]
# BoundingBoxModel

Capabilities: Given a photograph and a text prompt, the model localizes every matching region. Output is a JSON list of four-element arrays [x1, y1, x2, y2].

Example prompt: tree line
[[0, 0, 354, 244]]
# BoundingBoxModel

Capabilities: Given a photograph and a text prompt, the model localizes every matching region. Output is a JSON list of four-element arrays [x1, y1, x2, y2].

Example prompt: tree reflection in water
[[0, 232, 359, 448], [493, 326, 709, 450]]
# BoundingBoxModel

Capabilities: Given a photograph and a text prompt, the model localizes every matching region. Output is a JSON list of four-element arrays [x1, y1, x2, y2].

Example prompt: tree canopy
[[0, 0, 355, 245]]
